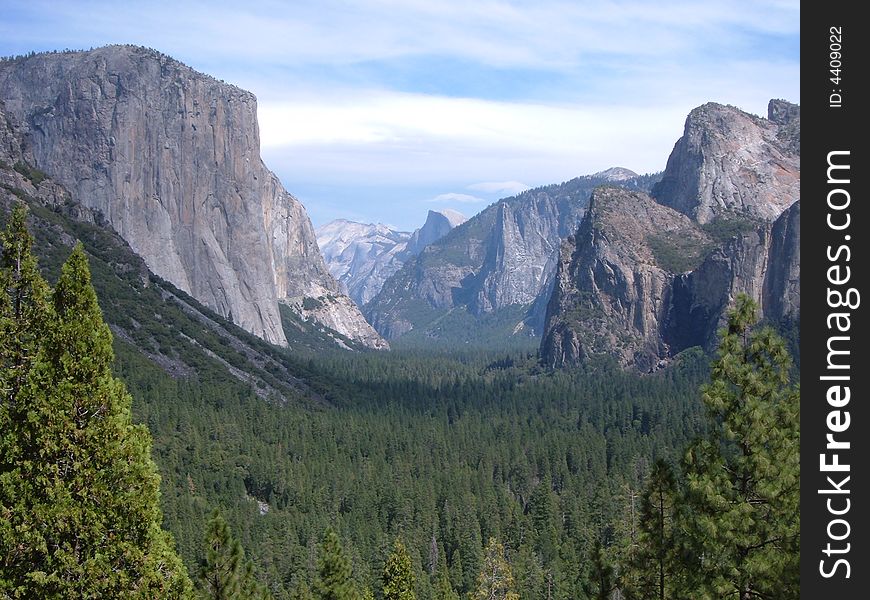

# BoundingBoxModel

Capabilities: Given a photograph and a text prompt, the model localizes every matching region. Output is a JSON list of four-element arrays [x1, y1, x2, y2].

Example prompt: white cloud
[[5, 1, 798, 74], [0, 0, 798, 228], [467, 181, 531, 195], [429, 193, 487, 204]]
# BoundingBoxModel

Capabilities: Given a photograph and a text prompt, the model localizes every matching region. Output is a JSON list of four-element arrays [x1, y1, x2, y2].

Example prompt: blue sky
[[0, 0, 799, 231]]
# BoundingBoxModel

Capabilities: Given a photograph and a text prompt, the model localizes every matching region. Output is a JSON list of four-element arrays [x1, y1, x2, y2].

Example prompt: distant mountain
[[542, 100, 800, 370], [316, 209, 466, 307], [592, 166, 639, 181], [364, 172, 660, 346], [405, 208, 467, 255], [0, 45, 386, 350]]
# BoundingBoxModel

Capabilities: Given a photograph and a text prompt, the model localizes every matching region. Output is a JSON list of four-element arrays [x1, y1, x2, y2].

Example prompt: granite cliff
[[542, 101, 800, 369], [316, 209, 465, 307], [364, 171, 659, 343], [0, 46, 386, 350]]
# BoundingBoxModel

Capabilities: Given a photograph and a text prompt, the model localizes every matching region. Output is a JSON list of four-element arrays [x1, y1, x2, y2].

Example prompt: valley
[[0, 43, 799, 600]]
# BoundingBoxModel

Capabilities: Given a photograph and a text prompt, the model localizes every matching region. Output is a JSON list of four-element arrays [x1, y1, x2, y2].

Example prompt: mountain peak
[[591, 167, 639, 182], [0, 46, 386, 350], [429, 208, 467, 228], [652, 100, 800, 224], [406, 209, 467, 255]]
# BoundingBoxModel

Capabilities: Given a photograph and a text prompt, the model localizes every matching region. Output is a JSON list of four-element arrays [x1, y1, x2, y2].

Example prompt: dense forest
[[1, 204, 799, 599]]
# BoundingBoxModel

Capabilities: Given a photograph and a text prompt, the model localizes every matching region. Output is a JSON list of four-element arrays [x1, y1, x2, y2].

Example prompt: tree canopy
[[0, 206, 193, 598]]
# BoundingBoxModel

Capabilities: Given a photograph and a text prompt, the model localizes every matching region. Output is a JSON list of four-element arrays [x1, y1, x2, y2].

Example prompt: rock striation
[[542, 101, 800, 370], [0, 46, 386, 350]]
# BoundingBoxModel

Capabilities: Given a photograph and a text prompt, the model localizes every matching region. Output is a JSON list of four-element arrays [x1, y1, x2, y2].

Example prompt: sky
[[0, 0, 799, 231]]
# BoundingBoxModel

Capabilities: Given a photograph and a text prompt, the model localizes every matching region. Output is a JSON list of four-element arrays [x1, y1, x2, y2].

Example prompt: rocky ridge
[[364, 172, 659, 342], [542, 100, 800, 370], [0, 46, 386, 350], [315, 209, 466, 307], [652, 101, 800, 224]]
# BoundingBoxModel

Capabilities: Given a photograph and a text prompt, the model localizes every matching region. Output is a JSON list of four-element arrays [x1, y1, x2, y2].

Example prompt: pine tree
[[0, 216, 193, 598], [433, 559, 459, 600], [198, 509, 271, 599], [0, 205, 50, 405], [584, 540, 616, 600], [624, 460, 681, 600], [678, 294, 800, 599], [315, 527, 359, 600], [475, 538, 518, 600], [511, 544, 544, 600], [383, 538, 416, 600], [289, 580, 315, 600], [199, 510, 244, 599]]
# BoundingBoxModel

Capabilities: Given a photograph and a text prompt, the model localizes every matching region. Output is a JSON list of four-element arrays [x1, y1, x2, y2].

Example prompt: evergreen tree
[[583, 541, 616, 600], [433, 559, 459, 600], [0, 205, 50, 407], [448, 549, 463, 594], [624, 460, 681, 600], [475, 538, 518, 600], [678, 294, 800, 599], [315, 527, 359, 600], [199, 509, 271, 599], [512, 544, 544, 600], [289, 580, 315, 600], [0, 219, 192, 598], [383, 538, 416, 600]]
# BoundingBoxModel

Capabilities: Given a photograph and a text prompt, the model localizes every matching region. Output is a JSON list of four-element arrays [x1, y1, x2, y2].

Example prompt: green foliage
[[302, 296, 325, 311], [475, 538, 517, 600], [200, 510, 246, 599], [700, 216, 758, 243], [199, 509, 271, 600], [0, 208, 193, 598], [584, 541, 617, 600], [432, 560, 459, 600], [3, 196, 733, 599], [618, 294, 799, 599], [646, 232, 712, 273], [315, 528, 359, 600], [623, 460, 682, 600], [12, 161, 47, 186], [383, 539, 416, 600], [678, 294, 800, 599]]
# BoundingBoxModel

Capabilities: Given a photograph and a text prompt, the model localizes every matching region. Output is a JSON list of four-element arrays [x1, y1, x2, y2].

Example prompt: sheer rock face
[[316, 220, 413, 307], [363, 174, 646, 340], [543, 102, 800, 370], [541, 188, 711, 371], [405, 209, 466, 256], [0, 46, 386, 349], [652, 101, 800, 225], [316, 209, 465, 308], [762, 199, 800, 321]]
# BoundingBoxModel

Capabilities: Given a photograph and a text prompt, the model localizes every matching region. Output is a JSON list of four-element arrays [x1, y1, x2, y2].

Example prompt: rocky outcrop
[[652, 101, 800, 224], [762, 199, 800, 321], [543, 101, 800, 370], [405, 209, 467, 256], [365, 175, 641, 341], [316, 209, 465, 307], [0, 46, 386, 350], [365, 172, 661, 344], [541, 187, 712, 370], [592, 167, 639, 182]]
